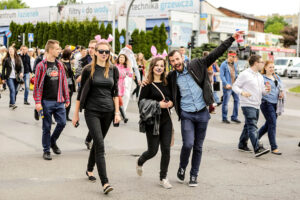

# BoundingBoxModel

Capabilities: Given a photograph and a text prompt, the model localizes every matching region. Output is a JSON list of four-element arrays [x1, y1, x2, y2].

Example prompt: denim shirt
[[262, 75, 282, 104], [177, 67, 206, 112]]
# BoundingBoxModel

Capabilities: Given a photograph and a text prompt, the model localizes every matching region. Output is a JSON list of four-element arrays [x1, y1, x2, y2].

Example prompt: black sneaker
[[255, 147, 270, 157], [188, 176, 198, 187], [51, 143, 61, 154], [177, 167, 185, 183], [298, 142, 300, 147], [34, 109, 40, 121], [238, 145, 252, 153], [43, 152, 52, 160], [10, 104, 17, 110], [222, 119, 230, 124], [231, 119, 241, 123], [24, 101, 31, 105]]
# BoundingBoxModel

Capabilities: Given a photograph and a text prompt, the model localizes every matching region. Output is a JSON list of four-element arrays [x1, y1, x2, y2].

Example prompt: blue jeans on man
[[222, 88, 239, 121], [258, 101, 278, 151], [213, 91, 221, 104], [239, 107, 260, 151], [7, 78, 19, 105], [179, 109, 210, 177], [23, 73, 30, 103], [42, 100, 66, 153]]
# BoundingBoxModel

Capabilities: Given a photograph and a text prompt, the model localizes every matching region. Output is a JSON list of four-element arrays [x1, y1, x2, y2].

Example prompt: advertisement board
[[0, 7, 50, 26], [211, 15, 248, 34], [171, 21, 193, 47]]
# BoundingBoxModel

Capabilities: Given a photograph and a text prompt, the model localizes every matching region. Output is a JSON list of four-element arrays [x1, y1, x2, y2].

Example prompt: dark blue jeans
[[42, 100, 66, 153], [258, 101, 278, 151], [7, 78, 19, 105], [239, 107, 260, 152], [222, 88, 239, 121], [23, 73, 30, 102], [180, 109, 210, 177]]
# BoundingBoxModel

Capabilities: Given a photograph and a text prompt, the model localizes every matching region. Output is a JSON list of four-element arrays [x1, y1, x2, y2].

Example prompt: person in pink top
[[116, 54, 132, 123]]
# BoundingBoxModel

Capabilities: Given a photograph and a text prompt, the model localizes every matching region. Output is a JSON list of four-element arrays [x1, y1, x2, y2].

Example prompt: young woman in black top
[[72, 41, 121, 195], [137, 57, 174, 189], [1, 46, 24, 110], [60, 49, 75, 121]]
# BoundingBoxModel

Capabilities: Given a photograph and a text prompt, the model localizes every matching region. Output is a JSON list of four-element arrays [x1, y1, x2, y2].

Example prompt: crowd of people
[[0, 29, 294, 195]]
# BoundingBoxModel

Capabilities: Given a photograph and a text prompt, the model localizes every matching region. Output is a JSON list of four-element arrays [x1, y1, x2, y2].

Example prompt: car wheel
[[284, 70, 288, 77], [288, 76, 292, 79]]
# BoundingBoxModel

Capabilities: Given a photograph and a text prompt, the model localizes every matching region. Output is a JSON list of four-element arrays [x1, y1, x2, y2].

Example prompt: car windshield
[[275, 59, 288, 65], [294, 63, 300, 67]]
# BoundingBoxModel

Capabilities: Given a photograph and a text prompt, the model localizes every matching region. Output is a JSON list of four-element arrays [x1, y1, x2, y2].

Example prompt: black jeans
[[138, 117, 172, 180], [132, 79, 140, 98], [65, 91, 73, 119], [84, 110, 114, 186]]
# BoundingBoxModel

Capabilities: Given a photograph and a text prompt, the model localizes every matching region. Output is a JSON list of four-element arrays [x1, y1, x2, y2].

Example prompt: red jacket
[[33, 59, 70, 104]]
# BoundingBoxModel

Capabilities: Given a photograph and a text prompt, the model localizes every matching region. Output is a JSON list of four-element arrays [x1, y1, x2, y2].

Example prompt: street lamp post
[[126, 0, 135, 45], [297, 2, 300, 57]]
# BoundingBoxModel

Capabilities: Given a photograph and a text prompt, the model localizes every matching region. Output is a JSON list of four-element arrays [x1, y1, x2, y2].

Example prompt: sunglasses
[[98, 50, 110, 55]]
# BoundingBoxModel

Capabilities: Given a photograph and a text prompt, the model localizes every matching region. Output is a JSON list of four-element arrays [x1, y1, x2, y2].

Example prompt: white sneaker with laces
[[136, 158, 143, 176], [160, 179, 172, 189]]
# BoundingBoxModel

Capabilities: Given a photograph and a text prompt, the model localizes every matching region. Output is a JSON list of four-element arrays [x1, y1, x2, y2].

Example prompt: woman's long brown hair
[[261, 60, 279, 79], [4, 46, 22, 69], [90, 42, 111, 79], [147, 57, 167, 86]]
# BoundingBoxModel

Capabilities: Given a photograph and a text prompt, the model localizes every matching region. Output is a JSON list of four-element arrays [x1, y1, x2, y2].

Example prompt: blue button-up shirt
[[262, 75, 283, 104], [177, 67, 206, 112]]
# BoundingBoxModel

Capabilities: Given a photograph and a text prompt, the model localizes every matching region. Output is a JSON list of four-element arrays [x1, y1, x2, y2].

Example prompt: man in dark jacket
[[167, 30, 244, 187], [20, 45, 32, 105]]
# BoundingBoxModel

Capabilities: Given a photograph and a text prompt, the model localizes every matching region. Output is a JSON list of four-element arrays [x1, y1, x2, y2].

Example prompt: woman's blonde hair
[[90, 42, 112, 79]]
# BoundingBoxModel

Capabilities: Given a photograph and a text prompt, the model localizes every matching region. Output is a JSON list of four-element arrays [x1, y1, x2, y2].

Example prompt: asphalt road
[[0, 77, 300, 200]]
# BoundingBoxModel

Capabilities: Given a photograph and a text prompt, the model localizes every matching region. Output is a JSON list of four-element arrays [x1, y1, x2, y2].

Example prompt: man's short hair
[[89, 40, 97, 44], [249, 55, 261, 66], [180, 46, 185, 49], [203, 51, 209, 57], [45, 40, 59, 53]]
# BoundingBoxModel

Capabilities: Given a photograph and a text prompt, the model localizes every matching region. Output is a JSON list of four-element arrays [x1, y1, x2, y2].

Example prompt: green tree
[[115, 28, 120, 54], [48, 22, 58, 41], [57, 0, 77, 6], [144, 31, 153, 59], [77, 22, 86, 46], [151, 26, 160, 53], [69, 21, 78, 45], [106, 23, 113, 37], [37, 23, 45, 48], [281, 26, 298, 48], [63, 21, 71, 47], [33, 22, 41, 47], [139, 30, 147, 57], [99, 23, 106, 38], [9, 21, 18, 46], [0, 0, 28, 9], [56, 22, 64, 46], [42, 23, 49, 48], [131, 29, 140, 53], [264, 16, 288, 35], [158, 23, 168, 53]]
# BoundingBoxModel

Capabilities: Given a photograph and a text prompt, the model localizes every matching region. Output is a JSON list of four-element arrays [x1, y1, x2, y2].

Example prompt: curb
[[287, 90, 300, 97]]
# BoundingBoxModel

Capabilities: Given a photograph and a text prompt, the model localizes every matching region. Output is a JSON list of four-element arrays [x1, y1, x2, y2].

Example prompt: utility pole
[[112, 0, 116, 53], [297, 2, 300, 57], [126, 0, 135, 45], [198, 0, 203, 47]]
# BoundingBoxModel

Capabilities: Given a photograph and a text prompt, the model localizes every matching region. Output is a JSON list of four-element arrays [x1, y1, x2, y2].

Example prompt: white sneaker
[[136, 158, 143, 176], [160, 179, 172, 189]]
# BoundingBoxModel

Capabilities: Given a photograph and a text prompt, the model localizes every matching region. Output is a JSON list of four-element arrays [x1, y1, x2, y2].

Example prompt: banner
[[171, 21, 193, 47], [0, 7, 50, 26], [211, 15, 248, 34]]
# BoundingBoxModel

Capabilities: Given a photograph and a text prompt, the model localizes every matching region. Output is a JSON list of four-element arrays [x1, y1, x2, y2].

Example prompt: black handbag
[[213, 81, 220, 91], [16, 73, 24, 84]]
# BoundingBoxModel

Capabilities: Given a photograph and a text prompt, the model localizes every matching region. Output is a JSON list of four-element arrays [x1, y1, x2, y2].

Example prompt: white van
[[274, 57, 300, 77], [287, 62, 300, 78]]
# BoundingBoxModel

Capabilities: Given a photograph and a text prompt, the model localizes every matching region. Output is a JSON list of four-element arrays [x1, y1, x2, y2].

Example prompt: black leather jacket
[[138, 99, 161, 135], [167, 36, 235, 119]]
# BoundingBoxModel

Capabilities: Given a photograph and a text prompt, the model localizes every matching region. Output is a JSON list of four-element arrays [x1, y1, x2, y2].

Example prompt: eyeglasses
[[98, 50, 110, 55]]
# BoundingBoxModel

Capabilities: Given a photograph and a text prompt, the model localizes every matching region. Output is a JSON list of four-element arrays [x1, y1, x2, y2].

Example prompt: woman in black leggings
[[137, 57, 174, 189], [72, 41, 121, 195]]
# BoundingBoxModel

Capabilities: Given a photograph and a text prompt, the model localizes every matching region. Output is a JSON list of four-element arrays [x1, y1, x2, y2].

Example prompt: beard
[[174, 62, 184, 73]]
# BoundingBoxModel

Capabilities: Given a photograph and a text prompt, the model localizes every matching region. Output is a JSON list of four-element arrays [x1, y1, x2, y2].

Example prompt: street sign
[[119, 35, 125, 44], [28, 33, 34, 42], [200, 13, 208, 19], [166, 38, 172, 46], [5, 30, 12, 38]]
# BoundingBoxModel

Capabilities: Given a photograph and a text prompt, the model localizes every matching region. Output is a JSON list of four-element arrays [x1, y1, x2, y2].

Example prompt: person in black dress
[[137, 57, 174, 189]]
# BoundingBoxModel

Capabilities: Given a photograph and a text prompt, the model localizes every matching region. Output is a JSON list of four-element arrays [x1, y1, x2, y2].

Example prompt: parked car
[[274, 57, 300, 77], [287, 62, 300, 78]]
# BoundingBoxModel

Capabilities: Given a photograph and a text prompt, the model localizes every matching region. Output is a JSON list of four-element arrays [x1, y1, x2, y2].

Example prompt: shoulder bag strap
[[151, 82, 172, 117]]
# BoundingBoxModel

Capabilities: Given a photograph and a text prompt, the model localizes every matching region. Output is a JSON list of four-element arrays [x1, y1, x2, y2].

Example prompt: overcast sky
[[23, 0, 300, 16]]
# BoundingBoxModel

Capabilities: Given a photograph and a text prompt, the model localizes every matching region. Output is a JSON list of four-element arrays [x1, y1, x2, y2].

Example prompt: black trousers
[[138, 117, 172, 180], [84, 110, 114, 186], [65, 91, 73, 119]]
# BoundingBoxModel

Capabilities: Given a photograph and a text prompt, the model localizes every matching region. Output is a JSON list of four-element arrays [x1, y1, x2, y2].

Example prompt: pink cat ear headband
[[95, 34, 114, 43], [151, 46, 168, 58]]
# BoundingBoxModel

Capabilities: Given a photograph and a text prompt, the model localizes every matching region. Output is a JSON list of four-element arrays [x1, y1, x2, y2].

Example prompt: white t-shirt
[[9, 59, 16, 79]]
